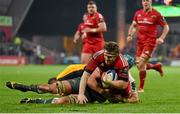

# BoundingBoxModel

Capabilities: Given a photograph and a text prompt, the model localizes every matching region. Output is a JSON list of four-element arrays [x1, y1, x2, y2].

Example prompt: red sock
[[146, 63, 155, 70], [147, 63, 160, 70], [139, 70, 146, 89]]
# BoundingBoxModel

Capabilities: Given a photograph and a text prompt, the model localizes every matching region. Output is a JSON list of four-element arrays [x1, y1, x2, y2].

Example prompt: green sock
[[44, 98, 54, 104], [30, 85, 44, 94]]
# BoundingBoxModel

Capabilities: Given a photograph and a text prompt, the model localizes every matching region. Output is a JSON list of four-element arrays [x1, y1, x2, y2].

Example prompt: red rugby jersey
[[85, 50, 129, 82], [133, 8, 167, 44]]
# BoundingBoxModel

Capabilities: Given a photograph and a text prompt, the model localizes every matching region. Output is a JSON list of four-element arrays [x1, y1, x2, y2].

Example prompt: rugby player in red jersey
[[127, 0, 169, 92], [77, 41, 132, 104], [73, 0, 106, 64], [73, 13, 87, 44]]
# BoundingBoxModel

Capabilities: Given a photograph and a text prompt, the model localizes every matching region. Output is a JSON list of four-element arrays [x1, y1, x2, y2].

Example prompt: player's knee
[[137, 57, 147, 71]]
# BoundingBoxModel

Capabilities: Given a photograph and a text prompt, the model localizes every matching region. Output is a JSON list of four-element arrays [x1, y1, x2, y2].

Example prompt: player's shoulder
[[116, 54, 128, 68], [117, 54, 129, 67], [93, 50, 104, 59], [152, 8, 162, 16], [135, 9, 143, 14], [96, 12, 104, 18]]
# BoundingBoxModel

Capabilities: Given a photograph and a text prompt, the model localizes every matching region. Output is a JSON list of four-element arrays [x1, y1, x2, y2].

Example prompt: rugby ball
[[102, 69, 118, 88]]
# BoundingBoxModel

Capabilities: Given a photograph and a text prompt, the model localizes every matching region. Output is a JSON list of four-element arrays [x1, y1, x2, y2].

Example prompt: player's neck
[[143, 7, 152, 12]]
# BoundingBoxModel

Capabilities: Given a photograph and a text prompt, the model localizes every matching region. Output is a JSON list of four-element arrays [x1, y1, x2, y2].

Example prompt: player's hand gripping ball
[[102, 70, 117, 88]]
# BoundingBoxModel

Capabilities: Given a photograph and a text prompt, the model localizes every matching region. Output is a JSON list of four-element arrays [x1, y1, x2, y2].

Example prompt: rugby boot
[[6, 81, 31, 92], [155, 63, 164, 77], [137, 88, 144, 93], [20, 98, 44, 104]]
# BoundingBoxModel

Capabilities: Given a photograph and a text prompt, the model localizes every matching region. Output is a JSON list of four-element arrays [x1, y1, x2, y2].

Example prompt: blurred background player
[[127, 0, 169, 92], [73, 13, 87, 45], [73, 0, 107, 64]]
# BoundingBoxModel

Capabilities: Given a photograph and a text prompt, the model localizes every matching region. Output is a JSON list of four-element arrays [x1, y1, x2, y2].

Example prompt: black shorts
[[68, 77, 106, 103]]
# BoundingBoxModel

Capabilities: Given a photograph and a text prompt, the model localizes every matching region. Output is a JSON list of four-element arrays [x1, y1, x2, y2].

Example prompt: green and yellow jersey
[[56, 64, 86, 80]]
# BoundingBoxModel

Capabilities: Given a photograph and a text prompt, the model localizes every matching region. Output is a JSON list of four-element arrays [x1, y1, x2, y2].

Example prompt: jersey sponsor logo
[[138, 20, 153, 24], [151, 15, 157, 19], [84, 20, 93, 25]]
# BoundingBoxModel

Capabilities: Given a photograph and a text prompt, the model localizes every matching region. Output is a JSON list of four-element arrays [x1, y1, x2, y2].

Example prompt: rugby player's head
[[104, 41, 119, 65], [142, 0, 152, 12], [87, 1, 97, 14], [48, 77, 57, 84]]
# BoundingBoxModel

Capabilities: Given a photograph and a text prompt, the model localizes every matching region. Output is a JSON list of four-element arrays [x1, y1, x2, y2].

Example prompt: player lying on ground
[[6, 67, 138, 103], [19, 70, 139, 104], [6, 54, 137, 95]]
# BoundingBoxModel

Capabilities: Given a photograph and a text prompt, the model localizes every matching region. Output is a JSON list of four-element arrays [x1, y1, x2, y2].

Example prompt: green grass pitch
[[0, 65, 180, 113]]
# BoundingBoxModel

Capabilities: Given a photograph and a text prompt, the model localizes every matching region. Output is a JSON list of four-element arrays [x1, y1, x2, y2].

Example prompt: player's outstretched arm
[[77, 71, 90, 104]]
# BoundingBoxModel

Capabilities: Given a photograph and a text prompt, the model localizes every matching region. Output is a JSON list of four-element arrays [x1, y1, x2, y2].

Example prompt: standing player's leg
[[136, 45, 155, 92], [81, 53, 92, 64], [136, 55, 149, 93], [81, 43, 93, 64]]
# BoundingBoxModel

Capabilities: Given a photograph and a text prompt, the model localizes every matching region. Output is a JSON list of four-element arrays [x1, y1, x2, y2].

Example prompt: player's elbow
[[121, 82, 128, 89], [165, 24, 170, 33], [103, 26, 107, 32]]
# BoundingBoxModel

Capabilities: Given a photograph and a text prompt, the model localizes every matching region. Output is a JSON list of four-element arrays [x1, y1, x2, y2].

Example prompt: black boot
[[20, 98, 44, 104], [20, 98, 54, 104], [6, 81, 31, 92]]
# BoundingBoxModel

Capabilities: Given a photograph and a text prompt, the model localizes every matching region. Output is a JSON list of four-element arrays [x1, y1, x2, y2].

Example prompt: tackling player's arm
[[78, 59, 98, 104], [108, 79, 128, 90], [78, 71, 90, 104]]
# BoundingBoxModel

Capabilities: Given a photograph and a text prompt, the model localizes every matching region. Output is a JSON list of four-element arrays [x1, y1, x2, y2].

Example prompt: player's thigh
[[82, 43, 94, 54], [136, 44, 155, 63], [135, 44, 144, 59], [141, 44, 156, 61], [92, 42, 104, 53], [81, 53, 92, 64]]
